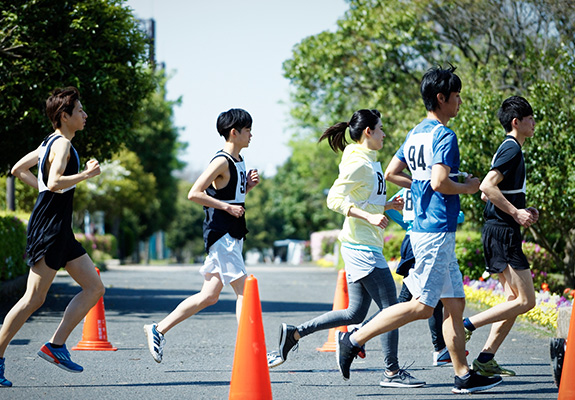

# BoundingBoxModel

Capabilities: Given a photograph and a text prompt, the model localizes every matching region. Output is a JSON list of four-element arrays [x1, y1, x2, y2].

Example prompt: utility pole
[[6, 175, 15, 211]]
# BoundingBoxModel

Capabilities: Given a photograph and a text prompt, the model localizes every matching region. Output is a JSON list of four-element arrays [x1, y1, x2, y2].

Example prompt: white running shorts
[[200, 233, 246, 286], [403, 231, 465, 307]]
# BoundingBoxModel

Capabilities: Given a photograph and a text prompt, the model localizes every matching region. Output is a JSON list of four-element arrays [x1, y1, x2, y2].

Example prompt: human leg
[[157, 272, 224, 334], [274, 273, 372, 367], [441, 298, 469, 376], [360, 267, 400, 373], [467, 267, 535, 330], [50, 254, 105, 345], [0, 260, 57, 384], [0, 259, 57, 357], [429, 300, 445, 351], [144, 272, 224, 363], [230, 274, 247, 323]]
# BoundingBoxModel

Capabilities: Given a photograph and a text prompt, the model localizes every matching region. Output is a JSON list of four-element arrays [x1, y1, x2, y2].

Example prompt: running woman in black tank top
[[0, 88, 104, 386], [143, 109, 260, 364]]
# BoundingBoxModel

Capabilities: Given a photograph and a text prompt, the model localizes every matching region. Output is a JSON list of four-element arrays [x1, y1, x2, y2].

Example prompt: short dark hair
[[497, 96, 534, 133], [46, 87, 81, 129], [420, 65, 462, 111], [216, 108, 252, 140]]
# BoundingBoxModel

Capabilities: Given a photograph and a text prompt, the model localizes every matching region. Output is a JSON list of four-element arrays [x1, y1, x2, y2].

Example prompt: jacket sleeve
[[326, 160, 368, 216]]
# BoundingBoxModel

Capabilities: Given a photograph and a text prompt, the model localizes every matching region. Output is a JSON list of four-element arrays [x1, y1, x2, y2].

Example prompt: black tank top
[[26, 134, 80, 266], [202, 151, 249, 252]]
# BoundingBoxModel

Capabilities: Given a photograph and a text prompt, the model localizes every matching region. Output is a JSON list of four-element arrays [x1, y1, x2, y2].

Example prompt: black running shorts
[[482, 222, 529, 274]]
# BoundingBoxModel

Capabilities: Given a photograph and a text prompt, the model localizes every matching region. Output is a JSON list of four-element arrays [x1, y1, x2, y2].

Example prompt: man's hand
[[85, 159, 101, 178]]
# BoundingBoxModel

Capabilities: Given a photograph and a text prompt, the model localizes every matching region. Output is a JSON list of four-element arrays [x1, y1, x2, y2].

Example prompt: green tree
[[74, 149, 159, 261], [127, 71, 186, 237], [0, 0, 154, 173], [164, 180, 204, 263]]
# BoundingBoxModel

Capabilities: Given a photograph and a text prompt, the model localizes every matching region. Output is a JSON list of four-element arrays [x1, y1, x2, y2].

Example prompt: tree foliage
[[279, 0, 575, 284], [0, 0, 154, 173], [126, 71, 186, 236]]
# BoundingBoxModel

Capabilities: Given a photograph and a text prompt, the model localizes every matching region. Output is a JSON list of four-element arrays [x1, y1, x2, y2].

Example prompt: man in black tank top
[[2, 87, 104, 386], [463, 96, 539, 377], [144, 109, 260, 364]]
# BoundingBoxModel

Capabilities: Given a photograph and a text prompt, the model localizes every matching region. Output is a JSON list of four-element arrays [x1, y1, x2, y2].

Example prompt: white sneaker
[[144, 323, 166, 363], [267, 351, 284, 368]]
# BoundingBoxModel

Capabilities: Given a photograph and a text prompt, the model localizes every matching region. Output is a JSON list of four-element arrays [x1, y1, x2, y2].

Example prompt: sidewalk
[[0, 264, 559, 399]]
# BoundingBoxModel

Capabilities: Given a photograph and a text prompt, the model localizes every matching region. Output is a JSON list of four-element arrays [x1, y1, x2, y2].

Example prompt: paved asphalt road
[[0, 264, 560, 399]]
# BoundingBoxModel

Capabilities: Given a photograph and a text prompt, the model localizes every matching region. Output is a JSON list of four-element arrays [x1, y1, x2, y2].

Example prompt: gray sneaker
[[380, 369, 426, 388], [144, 323, 166, 363]]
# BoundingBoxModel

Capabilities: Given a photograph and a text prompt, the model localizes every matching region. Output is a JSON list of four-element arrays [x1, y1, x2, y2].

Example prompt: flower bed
[[390, 265, 573, 331], [463, 277, 573, 331]]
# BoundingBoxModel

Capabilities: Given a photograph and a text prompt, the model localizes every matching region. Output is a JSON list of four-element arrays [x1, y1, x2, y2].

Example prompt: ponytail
[[318, 122, 349, 153], [318, 109, 381, 153]]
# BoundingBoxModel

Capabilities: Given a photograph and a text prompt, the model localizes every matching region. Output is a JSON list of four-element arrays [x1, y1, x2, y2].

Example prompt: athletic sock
[[463, 318, 476, 331], [458, 371, 471, 379], [349, 335, 360, 348], [49, 343, 64, 348], [477, 352, 494, 363]]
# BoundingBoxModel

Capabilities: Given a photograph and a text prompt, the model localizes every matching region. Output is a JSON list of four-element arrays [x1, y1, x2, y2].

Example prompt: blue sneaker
[[38, 343, 83, 373], [0, 357, 12, 387]]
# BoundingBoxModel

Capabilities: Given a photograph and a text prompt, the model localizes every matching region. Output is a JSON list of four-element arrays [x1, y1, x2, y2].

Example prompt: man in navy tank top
[[1, 87, 104, 387], [144, 109, 259, 363]]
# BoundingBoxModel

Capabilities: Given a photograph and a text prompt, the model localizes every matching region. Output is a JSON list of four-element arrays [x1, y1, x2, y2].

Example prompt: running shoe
[[433, 347, 469, 366], [144, 323, 166, 363], [464, 327, 473, 342], [37, 343, 83, 373], [380, 368, 425, 388], [350, 328, 366, 358], [336, 331, 360, 380], [267, 351, 284, 368], [0, 357, 12, 387], [278, 323, 299, 362], [472, 358, 516, 376], [452, 369, 502, 394]]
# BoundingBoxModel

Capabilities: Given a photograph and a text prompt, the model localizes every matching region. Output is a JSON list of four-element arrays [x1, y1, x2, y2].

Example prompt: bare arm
[[11, 147, 40, 189], [46, 139, 100, 191], [187, 158, 245, 218], [431, 163, 480, 195], [384, 156, 412, 188], [480, 169, 536, 227]]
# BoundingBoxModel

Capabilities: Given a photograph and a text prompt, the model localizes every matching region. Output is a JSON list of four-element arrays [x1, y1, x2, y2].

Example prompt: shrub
[[0, 215, 28, 281], [455, 230, 485, 279], [382, 231, 404, 262], [74, 233, 118, 265]]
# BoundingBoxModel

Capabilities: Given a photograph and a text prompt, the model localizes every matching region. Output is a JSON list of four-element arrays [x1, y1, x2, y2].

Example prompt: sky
[[124, 0, 349, 178]]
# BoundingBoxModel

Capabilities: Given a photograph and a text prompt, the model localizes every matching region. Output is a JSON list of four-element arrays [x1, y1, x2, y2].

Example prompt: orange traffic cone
[[72, 268, 117, 351], [229, 275, 272, 400], [317, 269, 349, 352], [558, 301, 575, 399]]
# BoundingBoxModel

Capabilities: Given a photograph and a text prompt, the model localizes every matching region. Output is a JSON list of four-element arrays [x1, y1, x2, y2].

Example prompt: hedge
[[0, 215, 28, 281]]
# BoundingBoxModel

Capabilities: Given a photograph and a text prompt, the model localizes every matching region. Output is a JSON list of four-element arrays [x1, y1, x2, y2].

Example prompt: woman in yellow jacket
[[270, 109, 425, 388]]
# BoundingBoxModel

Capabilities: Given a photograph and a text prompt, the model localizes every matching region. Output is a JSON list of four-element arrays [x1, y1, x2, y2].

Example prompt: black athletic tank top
[[202, 151, 249, 252]]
